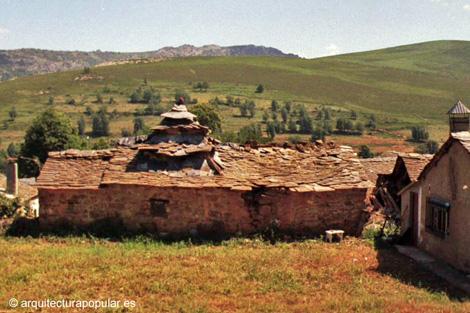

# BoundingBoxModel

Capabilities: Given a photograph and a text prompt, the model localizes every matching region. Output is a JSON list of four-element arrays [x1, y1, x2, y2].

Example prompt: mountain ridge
[[0, 44, 299, 81]]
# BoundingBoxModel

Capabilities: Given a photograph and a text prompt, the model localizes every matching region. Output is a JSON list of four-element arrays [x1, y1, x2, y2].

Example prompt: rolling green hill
[[1, 40, 469, 152]]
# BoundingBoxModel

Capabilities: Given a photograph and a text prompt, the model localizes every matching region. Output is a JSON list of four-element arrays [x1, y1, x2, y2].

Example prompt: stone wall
[[38, 185, 367, 237]]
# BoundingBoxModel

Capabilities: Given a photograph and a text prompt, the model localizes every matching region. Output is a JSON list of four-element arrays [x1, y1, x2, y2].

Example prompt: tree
[[96, 93, 104, 104], [298, 105, 313, 134], [324, 109, 331, 120], [85, 105, 94, 116], [288, 119, 297, 133], [92, 108, 110, 137], [248, 101, 256, 118], [7, 143, 18, 157], [280, 107, 288, 124], [358, 145, 374, 159], [48, 96, 54, 105], [411, 126, 429, 142], [144, 77, 148, 86], [355, 121, 365, 134], [22, 109, 80, 163], [237, 123, 263, 143], [77, 116, 86, 135], [271, 100, 279, 112], [130, 91, 142, 103], [133, 117, 146, 135], [239, 101, 248, 117], [226, 96, 234, 106], [255, 84, 264, 93], [201, 82, 209, 91], [83, 66, 91, 74], [109, 96, 115, 104], [316, 110, 323, 120], [190, 103, 222, 132], [262, 111, 269, 123], [350, 110, 357, 120], [9, 106, 17, 121], [344, 119, 354, 131], [267, 122, 276, 139], [336, 118, 345, 132], [285, 101, 291, 113], [311, 124, 326, 143]]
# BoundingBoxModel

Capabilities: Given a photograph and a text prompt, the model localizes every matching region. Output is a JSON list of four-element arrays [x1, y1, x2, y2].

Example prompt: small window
[[67, 202, 75, 213], [150, 199, 169, 218], [425, 198, 450, 237]]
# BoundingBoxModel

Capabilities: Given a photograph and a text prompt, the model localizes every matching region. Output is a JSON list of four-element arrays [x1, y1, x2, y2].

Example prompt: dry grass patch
[[0, 237, 468, 312]]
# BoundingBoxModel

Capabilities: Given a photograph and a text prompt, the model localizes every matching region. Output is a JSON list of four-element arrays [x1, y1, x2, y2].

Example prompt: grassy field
[[1, 40, 470, 152], [0, 237, 468, 313]]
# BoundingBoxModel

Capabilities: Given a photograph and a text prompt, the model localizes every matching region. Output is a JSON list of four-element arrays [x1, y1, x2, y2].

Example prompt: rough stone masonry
[[35, 101, 371, 237]]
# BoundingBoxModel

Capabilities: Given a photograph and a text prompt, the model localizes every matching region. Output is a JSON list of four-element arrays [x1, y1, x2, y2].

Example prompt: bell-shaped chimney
[[448, 101, 470, 133]]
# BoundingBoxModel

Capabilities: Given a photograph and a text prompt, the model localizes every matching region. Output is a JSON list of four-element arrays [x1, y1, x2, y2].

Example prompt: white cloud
[[324, 43, 341, 56], [464, 4, 470, 10]]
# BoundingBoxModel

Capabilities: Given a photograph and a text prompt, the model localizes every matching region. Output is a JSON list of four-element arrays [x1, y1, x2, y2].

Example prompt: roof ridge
[[448, 101, 470, 114]]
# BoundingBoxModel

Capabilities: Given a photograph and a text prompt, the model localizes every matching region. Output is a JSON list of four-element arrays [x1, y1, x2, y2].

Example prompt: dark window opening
[[425, 198, 450, 237], [150, 199, 169, 218], [67, 202, 75, 213]]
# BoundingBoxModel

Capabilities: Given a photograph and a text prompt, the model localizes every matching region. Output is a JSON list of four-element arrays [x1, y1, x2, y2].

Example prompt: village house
[[376, 153, 432, 208], [35, 100, 371, 237], [398, 101, 470, 272]]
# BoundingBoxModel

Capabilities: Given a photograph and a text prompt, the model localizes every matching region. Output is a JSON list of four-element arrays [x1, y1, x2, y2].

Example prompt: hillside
[[0, 44, 298, 81], [1, 40, 469, 153]]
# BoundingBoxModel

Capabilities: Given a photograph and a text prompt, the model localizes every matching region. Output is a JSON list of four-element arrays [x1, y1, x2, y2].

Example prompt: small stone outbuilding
[[36, 102, 371, 237]]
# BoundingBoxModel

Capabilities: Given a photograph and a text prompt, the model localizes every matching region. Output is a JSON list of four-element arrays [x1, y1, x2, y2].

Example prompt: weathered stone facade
[[39, 185, 367, 236], [36, 101, 370, 237]]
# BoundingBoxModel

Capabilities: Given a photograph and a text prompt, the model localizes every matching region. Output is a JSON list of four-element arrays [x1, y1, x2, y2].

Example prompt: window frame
[[425, 197, 450, 238]]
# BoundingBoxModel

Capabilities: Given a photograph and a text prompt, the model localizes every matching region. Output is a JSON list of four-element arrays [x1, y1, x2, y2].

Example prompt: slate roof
[[36, 149, 113, 189], [448, 101, 470, 115], [398, 153, 433, 181], [160, 104, 197, 121], [359, 154, 398, 184], [36, 144, 371, 192]]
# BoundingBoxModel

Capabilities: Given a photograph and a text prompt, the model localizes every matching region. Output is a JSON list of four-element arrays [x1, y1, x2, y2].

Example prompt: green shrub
[[0, 194, 22, 218]]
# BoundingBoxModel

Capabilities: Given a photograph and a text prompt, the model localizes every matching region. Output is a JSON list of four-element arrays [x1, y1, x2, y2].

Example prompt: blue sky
[[1, 0, 470, 58]]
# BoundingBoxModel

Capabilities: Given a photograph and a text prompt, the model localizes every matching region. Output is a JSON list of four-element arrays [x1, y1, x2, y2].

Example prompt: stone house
[[36, 102, 371, 237], [398, 102, 470, 272]]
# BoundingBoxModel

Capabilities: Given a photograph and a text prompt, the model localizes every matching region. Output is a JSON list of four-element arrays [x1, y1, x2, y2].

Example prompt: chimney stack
[[448, 101, 470, 133], [6, 158, 18, 196]]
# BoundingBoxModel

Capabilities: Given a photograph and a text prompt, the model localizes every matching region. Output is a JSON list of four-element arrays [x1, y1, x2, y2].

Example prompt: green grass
[[0, 237, 468, 313], [1, 40, 470, 152]]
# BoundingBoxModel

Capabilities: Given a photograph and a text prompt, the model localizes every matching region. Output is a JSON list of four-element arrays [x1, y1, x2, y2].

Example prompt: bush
[[255, 84, 264, 93], [237, 123, 263, 143], [0, 194, 22, 218], [416, 140, 439, 154], [288, 135, 302, 144], [358, 145, 374, 158], [189, 103, 222, 132], [411, 126, 429, 142]]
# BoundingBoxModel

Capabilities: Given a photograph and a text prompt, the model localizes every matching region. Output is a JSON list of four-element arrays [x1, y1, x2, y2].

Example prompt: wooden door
[[410, 192, 419, 246]]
